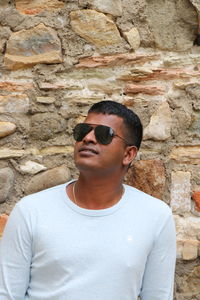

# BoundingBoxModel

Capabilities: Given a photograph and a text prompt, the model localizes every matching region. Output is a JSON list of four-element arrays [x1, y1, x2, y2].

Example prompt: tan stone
[[0, 94, 29, 114], [36, 97, 56, 104], [0, 214, 9, 237], [170, 171, 191, 214], [79, 0, 122, 16], [125, 84, 165, 95], [123, 27, 140, 50], [0, 122, 16, 138], [4, 23, 62, 70], [182, 240, 199, 260], [119, 68, 200, 82], [174, 215, 200, 240], [70, 9, 122, 47], [170, 146, 200, 164], [25, 164, 71, 195], [125, 159, 166, 199], [0, 80, 34, 92], [0, 146, 73, 159], [76, 53, 160, 68], [143, 102, 172, 141], [15, 0, 64, 15]]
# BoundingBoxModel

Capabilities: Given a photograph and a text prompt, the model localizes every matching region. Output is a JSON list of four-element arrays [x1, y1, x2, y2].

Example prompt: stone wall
[[0, 0, 200, 298]]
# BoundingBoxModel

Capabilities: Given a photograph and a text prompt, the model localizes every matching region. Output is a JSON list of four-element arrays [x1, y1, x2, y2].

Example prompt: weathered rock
[[30, 113, 67, 140], [25, 164, 70, 195], [125, 84, 165, 95], [0, 94, 29, 114], [19, 161, 47, 175], [174, 215, 200, 240], [0, 80, 34, 92], [192, 191, 200, 212], [0, 214, 9, 237], [4, 23, 62, 70], [79, 0, 122, 17], [126, 159, 166, 199], [0, 26, 11, 53], [182, 240, 199, 260], [123, 27, 140, 50], [170, 146, 200, 164], [143, 102, 172, 141], [70, 9, 122, 47], [15, 0, 64, 15], [0, 146, 73, 159], [36, 97, 56, 104], [0, 168, 14, 203], [146, 0, 198, 50], [170, 171, 191, 214], [0, 122, 16, 138], [119, 68, 200, 82], [189, 112, 200, 133], [76, 53, 160, 68]]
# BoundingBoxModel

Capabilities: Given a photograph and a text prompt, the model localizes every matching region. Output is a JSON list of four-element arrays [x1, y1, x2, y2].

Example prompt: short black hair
[[88, 100, 143, 149]]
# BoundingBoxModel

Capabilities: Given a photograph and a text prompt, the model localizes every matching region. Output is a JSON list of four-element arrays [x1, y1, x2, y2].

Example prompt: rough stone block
[[125, 84, 165, 95], [0, 94, 29, 114], [0, 168, 14, 203], [25, 164, 71, 195], [126, 159, 166, 199], [0, 80, 34, 92], [123, 27, 140, 50], [36, 97, 56, 104], [182, 240, 199, 260], [76, 53, 159, 68], [143, 102, 172, 141], [79, 0, 122, 16], [70, 9, 122, 47], [19, 161, 47, 175], [0, 214, 9, 237], [15, 0, 64, 15], [4, 23, 62, 70], [170, 146, 200, 164], [0, 122, 16, 138], [170, 171, 191, 213]]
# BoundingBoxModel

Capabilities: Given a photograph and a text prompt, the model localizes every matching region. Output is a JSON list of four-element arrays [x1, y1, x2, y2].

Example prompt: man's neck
[[67, 173, 125, 210]]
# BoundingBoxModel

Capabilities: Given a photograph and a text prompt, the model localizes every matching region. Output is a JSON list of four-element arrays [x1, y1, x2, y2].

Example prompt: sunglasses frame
[[73, 123, 131, 145]]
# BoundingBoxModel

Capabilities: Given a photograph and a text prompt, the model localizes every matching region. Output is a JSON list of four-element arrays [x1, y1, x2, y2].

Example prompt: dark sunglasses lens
[[73, 123, 92, 141], [95, 125, 114, 145]]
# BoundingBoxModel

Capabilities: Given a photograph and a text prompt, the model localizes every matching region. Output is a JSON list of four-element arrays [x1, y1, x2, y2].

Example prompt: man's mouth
[[79, 147, 99, 154]]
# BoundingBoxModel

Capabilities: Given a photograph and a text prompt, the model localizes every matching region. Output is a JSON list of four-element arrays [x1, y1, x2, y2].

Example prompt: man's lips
[[78, 146, 99, 154]]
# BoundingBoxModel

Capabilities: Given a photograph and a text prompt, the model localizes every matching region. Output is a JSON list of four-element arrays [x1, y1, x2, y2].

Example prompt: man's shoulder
[[124, 184, 172, 217], [17, 182, 69, 211]]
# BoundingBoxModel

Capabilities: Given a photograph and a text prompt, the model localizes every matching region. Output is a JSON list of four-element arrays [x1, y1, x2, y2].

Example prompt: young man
[[0, 100, 176, 299]]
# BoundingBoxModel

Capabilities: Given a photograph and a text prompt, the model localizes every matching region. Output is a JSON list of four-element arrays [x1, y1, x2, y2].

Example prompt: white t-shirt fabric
[[0, 181, 176, 300]]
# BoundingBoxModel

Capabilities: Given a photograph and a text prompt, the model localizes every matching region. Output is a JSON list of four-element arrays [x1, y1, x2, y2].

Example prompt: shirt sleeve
[[140, 211, 176, 300], [0, 203, 32, 300]]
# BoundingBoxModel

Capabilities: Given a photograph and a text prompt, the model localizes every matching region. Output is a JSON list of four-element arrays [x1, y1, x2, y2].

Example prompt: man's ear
[[123, 146, 138, 167]]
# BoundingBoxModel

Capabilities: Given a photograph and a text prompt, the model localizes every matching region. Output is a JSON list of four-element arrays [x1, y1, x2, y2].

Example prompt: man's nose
[[82, 128, 97, 143]]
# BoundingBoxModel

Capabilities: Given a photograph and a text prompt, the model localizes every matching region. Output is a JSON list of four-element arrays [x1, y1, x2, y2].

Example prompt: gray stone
[[30, 113, 67, 141], [146, 0, 198, 50], [25, 164, 70, 195], [79, 0, 122, 16], [0, 167, 14, 203], [19, 161, 47, 175], [0, 94, 29, 114]]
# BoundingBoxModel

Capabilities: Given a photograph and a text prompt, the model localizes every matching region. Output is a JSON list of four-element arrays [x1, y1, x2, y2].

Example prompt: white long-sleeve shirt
[[0, 181, 176, 300]]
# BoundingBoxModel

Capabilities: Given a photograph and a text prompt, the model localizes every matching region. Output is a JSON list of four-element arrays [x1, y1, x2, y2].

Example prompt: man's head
[[73, 100, 143, 176], [88, 100, 143, 149]]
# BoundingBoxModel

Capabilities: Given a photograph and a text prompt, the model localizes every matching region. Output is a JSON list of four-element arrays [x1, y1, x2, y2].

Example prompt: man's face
[[74, 113, 135, 175]]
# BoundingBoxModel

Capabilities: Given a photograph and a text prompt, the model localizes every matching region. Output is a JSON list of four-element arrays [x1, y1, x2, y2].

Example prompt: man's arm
[[140, 212, 176, 300], [0, 204, 32, 299]]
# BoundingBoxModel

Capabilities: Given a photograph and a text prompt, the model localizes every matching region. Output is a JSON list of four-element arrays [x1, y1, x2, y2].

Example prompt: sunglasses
[[73, 123, 131, 145]]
